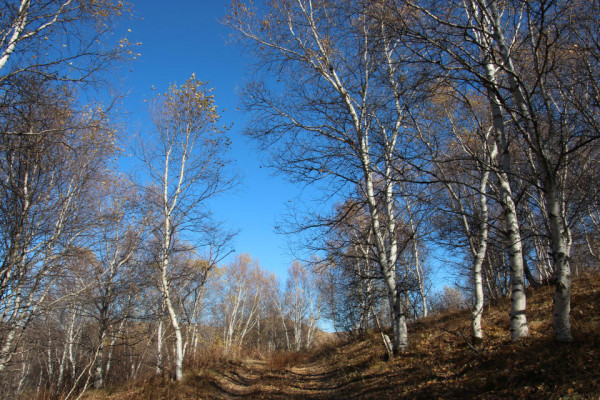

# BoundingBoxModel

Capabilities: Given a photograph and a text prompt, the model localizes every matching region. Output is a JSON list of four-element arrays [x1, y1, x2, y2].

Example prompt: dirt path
[[199, 359, 346, 399]]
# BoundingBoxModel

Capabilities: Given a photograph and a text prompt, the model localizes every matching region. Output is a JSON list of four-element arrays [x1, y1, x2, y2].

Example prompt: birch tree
[[87, 182, 146, 389], [226, 0, 434, 356], [218, 254, 275, 357], [0, 79, 117, 374], [139, 75, 235, 381], [0, 0, 135, 108]]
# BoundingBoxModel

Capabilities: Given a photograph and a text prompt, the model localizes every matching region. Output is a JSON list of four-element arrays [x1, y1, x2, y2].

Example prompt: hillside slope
[[87, 272, 600, 399]]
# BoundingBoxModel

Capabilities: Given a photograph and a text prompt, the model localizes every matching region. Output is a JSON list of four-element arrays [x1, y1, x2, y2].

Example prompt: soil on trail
[[195, 359, 355, 399]]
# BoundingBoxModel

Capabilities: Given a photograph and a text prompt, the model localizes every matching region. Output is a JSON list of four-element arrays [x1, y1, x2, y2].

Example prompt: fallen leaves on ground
[[85, 271, 600, 400]]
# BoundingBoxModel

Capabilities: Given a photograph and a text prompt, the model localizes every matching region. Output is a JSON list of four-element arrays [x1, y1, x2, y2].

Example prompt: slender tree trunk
[[485, 62, 529, 341], [159, 197, 183, 380], [104, 319, 125, 382], [16, 357, 29, 396], [407, 204, 428, 318], [382, 270, 408, 354], [278, 304, 291, 351], [493, 127, 529, 341], [362, 154, 406, 354], [371, 305, 393, 359], [471, 170, 491, 342], [161, 262, 183, 381], [468, 133, 496, 342], [46, 331, 54, 384], [156, 319, 163, 375], [93, 330, 105, 389], [546, 176, 573, 341], [57, 313, 76, 389]]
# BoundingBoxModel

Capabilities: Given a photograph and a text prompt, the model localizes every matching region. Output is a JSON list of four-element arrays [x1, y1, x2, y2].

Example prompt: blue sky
[[116, 1, 455, 290], [118, 0, 304, 280]]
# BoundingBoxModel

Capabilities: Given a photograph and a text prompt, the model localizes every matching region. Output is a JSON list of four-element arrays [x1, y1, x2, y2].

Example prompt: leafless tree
[[0, 78, 117, 374], [226, 0, 438, 356], [137, 75, 236, 380], [0, 0, 136, 123], [283, 261, 323, 351], [217, 254, 276, 357]]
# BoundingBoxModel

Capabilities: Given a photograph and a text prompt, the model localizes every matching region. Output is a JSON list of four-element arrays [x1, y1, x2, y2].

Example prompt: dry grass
[[82, 271, 600, 399], [266, 351, 311, 369]]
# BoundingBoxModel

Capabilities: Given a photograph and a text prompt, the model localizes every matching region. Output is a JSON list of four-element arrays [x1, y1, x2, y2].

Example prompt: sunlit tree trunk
[[467, 1, 529, 339], [489, 91, 529, 341], [156, 318, 164, 375]]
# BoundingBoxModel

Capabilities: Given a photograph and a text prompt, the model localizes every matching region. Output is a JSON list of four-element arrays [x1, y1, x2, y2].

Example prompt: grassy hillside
[[85, 272, 600, 399]]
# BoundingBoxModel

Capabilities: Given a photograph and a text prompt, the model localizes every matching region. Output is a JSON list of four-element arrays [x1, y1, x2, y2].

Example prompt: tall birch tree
[[226, 0, 433, 355], [0, 79, 117, 373], [139, 75, 235, 381]]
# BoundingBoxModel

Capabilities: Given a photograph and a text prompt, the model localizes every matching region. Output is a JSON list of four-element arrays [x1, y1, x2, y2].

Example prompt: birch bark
[[226, 0, 414, 354], [466, 0, 529, 339], [140, 76, 234, 379]]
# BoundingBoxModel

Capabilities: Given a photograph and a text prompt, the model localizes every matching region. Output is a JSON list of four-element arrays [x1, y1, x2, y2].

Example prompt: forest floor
[[88, 272, 600, 399]]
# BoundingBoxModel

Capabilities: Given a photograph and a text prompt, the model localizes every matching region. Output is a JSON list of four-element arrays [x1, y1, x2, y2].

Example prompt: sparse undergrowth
[[266, 351, 312, 370], [81, 272, 600, 399]]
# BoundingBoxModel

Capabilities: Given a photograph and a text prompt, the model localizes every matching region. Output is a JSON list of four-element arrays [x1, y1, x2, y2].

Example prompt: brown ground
[[88, 271, 600, 399]]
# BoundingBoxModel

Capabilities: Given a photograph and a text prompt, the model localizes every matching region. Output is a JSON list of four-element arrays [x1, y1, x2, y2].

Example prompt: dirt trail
[[200, 359, 346, 399]]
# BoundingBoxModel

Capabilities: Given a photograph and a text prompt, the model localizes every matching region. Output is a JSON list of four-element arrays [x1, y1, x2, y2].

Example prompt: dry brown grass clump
[[267, 351, 311, 369]]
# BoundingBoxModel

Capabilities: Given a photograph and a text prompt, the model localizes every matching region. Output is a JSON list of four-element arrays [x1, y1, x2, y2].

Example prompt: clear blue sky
[[119, 0, 304, 281], [116, 1, 454, 290]]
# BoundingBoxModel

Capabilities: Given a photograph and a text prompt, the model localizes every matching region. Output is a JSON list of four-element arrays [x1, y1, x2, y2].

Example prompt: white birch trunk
[[491, 108, 529, 341], [156, 319, 163, 375], [0, 0, 30, 72], [471, 155, 492, 343], [546, 177, 573, 341], [468, 0, 529, 341], [405, 200, 428, 318], [275, 297, 291, 351], [93, 330, 106, 389], [158, 142, 185, 380], [161, 262, 183, 381]]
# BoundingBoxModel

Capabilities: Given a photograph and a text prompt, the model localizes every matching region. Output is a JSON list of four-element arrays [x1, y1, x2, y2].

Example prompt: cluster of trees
[[216, 256, 324, 357], [1, 241, 326, 398], [226, 0, 600, 356], [0, 0, 133, 397], [2, 0, 600, 397], [0, 1, 328, 397], [0, 1, 262, 397], [0, 3, 315, 391]]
